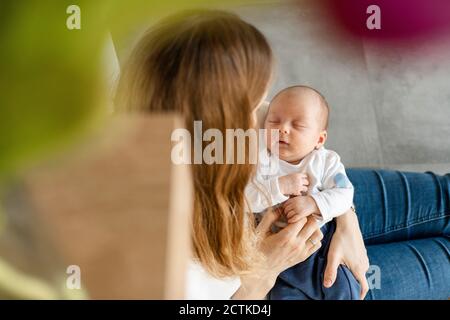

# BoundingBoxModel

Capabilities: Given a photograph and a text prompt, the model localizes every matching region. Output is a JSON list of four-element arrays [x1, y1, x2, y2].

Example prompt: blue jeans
[[269, 220, 361, 300], [347, 169, 450, 299], [270, 169, 450, 300]]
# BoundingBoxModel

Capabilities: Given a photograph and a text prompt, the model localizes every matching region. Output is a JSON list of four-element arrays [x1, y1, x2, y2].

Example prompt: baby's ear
[[316, 130, 328, 149]]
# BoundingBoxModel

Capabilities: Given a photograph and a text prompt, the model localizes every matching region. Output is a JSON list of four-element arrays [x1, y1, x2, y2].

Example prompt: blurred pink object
[[318, 0, 450, 41]]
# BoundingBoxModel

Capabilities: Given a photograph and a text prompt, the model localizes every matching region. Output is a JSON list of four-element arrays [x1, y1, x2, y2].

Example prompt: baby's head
[[265, 85, 329, 164]]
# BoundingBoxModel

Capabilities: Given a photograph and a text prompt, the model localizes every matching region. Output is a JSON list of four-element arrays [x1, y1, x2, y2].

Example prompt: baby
[[246, 85, 360, 300]]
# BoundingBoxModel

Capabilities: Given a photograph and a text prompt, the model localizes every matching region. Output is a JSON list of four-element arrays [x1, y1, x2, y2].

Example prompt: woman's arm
[[231, 274, 276, 300], [324, 208, 370, 299], [232, 210, 323, 299]]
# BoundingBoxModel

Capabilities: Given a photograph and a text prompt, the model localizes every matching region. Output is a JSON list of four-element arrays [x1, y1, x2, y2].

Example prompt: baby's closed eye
[[292, 121, 308, 128]]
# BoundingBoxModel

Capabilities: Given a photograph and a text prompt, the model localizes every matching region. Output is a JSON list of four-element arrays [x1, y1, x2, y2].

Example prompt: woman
[[116, 10, 449, 299]]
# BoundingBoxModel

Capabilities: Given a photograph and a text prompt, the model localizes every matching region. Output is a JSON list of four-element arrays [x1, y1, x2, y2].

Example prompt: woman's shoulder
[[185, 260, 241, 300]]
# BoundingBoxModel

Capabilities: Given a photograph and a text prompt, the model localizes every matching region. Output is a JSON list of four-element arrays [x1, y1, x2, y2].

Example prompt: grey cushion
[[239, 2, 450, 175]]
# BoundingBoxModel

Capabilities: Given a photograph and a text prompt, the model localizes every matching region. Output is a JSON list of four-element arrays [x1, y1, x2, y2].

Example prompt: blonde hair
[[116, 10, 273, 277]]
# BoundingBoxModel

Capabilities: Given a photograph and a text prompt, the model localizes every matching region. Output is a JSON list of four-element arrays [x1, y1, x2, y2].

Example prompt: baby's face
[[265, 93, 324, 163]]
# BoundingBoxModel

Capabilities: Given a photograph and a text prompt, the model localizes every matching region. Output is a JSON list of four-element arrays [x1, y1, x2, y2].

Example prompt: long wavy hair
[[116, 10, 273, 277]]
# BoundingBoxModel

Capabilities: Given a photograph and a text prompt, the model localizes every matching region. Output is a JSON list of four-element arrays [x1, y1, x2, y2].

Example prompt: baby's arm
[[309, 151, 354, 223], [284, 195, 320, 223], [245, 176, 288, 213], [245, 172, 309, 213], [278, 173, 310, 196]]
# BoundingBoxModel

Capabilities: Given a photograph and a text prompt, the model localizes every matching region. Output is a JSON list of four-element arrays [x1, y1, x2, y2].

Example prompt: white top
[[183, 148, 353, 299], [245, 147, 354, 225], [182, 101, 353, 299], [185, 261, 240, 299]]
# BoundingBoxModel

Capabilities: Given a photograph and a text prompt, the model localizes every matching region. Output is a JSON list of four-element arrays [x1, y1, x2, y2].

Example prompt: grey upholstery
[[238, 2, 450, 174]]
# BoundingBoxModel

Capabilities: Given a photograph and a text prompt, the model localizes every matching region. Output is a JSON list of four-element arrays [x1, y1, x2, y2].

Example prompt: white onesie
[[245, 146, 354, 226]]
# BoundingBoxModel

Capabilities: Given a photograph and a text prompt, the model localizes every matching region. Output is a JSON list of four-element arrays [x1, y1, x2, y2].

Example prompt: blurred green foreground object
[[0, 0, 109, 299], [0, 0, 246, 299], [0, 0, 108, 177], [0, 258, 86, 299]]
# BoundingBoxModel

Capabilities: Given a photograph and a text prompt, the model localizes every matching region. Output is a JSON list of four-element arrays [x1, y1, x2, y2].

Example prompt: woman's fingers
[[256, 208, 280, 235], [304, 229, 323, 249], [323, 253, 340, 288], [352, 261, 370, 299], [311, 229, 324, 243], [287, 214, 302, 223], [286, 209, 296, 219], [353, 269, 369, 300], [297, 217, 320, 241], [306, 238, 322, 255], [323, 254, 369, 300], [277, 217, 308, 241]]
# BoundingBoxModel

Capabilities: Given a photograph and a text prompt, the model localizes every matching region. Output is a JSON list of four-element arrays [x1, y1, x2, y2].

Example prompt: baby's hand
[[283, 195, 320, 223], [278, 173, 309, 196]]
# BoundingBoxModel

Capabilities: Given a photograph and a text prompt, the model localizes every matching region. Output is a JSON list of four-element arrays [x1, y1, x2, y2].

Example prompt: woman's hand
[[324, 209, 370, 300], [233, 209, 323, 299]]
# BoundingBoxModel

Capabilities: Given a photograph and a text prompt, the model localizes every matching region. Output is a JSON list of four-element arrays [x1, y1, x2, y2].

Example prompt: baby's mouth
[[279, 139, 289, 146]]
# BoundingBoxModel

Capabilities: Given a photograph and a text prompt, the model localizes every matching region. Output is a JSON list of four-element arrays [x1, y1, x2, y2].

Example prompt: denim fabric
[[269, 220, 361, 300], [270, 169, 450, 300], [347, 169, 450, 300]]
